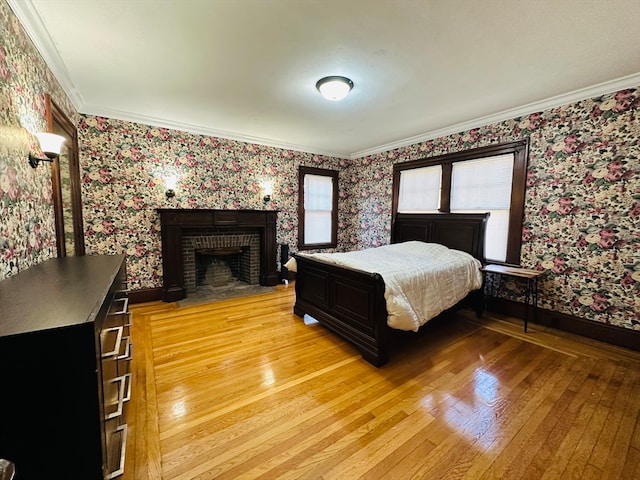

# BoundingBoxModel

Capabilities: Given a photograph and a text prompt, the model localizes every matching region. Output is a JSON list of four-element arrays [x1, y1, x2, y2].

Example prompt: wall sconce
[[165, 174, 178, 198], [29, 132, 65, 168], [262, 181, 273, 203]]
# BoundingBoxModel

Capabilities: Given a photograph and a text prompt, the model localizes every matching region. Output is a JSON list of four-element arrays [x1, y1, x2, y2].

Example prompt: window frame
[[298, 166, 339, 250], [392, 139, 529, 265]]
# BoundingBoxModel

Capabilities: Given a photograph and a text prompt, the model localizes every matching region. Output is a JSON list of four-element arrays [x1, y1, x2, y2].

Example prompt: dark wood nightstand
[[481, 264, 544, 332]]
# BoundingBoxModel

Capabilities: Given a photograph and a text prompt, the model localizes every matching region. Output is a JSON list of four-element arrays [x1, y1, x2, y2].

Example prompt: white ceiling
[[9, 0, 640, 159]]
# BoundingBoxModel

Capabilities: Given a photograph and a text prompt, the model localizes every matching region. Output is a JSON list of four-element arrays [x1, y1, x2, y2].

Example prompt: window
[[298, 166, 338, 250], [450, 154, 514, 261], [392, 140, 529, 264], [398, 164, 442, 213]]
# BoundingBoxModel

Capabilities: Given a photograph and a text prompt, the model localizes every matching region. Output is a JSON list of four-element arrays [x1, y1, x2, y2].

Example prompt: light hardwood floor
[[124, 284, 640, 479]]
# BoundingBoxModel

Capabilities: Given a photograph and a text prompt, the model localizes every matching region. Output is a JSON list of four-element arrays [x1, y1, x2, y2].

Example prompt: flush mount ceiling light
[[316, 76, 354, 101]]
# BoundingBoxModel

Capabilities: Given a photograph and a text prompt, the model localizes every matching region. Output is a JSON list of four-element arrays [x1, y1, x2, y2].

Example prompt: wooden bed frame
[[292, 212, 489, 366]]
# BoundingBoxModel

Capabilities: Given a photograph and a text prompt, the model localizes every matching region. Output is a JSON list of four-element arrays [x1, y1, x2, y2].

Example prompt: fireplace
[[157, 209, 279, 302], [186, 232, 260, 292]]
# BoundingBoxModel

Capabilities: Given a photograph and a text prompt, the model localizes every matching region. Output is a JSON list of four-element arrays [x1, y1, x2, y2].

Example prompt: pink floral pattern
[[78, 117, 348, 288], [1, 0, 638, 331], [0, 0, 77, 277], [354, 90, 639, 330]]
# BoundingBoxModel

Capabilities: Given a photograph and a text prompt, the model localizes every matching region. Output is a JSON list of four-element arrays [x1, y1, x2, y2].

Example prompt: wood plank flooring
[[124, 284, 640, 479]]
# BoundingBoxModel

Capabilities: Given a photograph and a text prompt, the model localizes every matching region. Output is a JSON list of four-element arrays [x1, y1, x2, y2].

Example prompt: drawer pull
[[105, 375, 126, 420], [102, 326, 123, 358], [0, 459, 16, 480], [105, 373, 131, 420], [117, 336, 132, 361], [115, 285, 129, 296], [123, 372, 132, 402], [105, 424, 127, 479], [111, 297, 129, 315]]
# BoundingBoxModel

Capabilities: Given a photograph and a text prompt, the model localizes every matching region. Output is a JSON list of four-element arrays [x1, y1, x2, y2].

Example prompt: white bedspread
[[285, 241, 482, 332]]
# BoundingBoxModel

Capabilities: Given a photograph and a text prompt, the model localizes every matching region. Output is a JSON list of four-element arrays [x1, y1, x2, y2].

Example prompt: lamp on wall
[[262, 181, 273, 203], [29, 132, 65, 168], [316, 76, 354, 101], [165, 174, 178, 198]]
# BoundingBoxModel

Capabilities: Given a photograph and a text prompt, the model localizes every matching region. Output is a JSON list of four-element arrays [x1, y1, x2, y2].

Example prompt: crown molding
[[9, 0, 638, 161], [7, 0, 85, 109], [8, 1, 349, 158], [7, 0, 349, 159], [82, 104, 352, 159], [80, 73, 640, 162], [350, 72, 640, 159]]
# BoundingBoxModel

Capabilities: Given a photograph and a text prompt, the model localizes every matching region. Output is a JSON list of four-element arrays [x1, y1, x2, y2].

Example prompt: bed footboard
[[293, 255, 389, 366]]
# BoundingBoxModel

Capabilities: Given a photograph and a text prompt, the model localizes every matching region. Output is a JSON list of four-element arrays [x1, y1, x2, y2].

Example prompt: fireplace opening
[[196, 247, 248, 288], [185, 232, 261, 294]]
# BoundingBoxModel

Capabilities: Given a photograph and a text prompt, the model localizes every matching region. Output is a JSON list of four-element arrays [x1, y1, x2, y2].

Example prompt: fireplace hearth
[[158, 209, 279, 302]]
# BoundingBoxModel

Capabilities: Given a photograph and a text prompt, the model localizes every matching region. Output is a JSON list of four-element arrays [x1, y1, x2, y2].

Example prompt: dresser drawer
[[104, 421, 127, 479], [103, 372, 131, 422]]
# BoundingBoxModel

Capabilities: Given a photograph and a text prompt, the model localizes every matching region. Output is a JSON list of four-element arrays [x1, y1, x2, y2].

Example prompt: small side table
[[480, 264, 544, 332]]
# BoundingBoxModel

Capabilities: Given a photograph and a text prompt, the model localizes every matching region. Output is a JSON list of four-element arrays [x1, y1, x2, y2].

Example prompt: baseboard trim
[[487, 298, 640, 352], [129, 287, 163, 304]]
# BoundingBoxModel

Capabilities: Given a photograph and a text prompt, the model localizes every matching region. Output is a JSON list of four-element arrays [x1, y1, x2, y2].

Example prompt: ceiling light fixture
[[316, 76, 354, 101]]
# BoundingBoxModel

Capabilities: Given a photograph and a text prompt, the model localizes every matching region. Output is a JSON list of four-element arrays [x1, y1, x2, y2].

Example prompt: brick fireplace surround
[[186, 232, 260, 292], [157, 209, 280, 302]]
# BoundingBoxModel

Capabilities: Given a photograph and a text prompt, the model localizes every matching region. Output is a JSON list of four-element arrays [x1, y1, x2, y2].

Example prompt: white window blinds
[[304, 174, 334, 245], [450, 153, 514, 262], [398, 164, 442, 212]]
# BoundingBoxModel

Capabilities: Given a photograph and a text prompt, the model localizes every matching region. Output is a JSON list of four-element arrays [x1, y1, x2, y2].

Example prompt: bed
[[289, 212, 489, 366]]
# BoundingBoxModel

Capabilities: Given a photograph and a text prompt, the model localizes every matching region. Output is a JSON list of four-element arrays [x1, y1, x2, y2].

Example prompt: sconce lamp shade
[[261, 181, 273, 203], [29, 132, 66, 168], [35, 132, 65, 158], [164, 174, 178, 198], [316, 76, 354, 101]]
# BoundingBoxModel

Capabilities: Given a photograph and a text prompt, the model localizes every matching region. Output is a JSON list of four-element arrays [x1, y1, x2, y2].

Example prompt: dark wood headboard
[[391, 213, 489, 263]]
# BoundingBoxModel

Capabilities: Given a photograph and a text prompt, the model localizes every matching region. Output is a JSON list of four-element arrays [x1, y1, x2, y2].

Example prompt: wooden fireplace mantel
[[157, 209, 280, 302]]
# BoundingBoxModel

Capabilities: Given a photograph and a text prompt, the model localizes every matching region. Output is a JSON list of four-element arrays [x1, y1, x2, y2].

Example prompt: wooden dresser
[[0, 255, 130, 479]]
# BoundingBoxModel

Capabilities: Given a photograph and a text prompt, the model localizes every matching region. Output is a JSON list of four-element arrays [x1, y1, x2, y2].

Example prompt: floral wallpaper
[[0, 0, 77, 277], [1, 0, 638, 333], [351, 89, 639, 330], [78, 116, 349, 290]]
